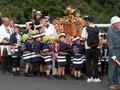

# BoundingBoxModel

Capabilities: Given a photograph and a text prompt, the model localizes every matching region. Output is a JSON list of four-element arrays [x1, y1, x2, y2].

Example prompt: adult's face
[[36, 14, 41, 19], [113, 22, 120, 30], [84, 20, 89, 26], [3, 18, 9, 26], [9, 21, 14, 27], [40, 19, 47, 26]]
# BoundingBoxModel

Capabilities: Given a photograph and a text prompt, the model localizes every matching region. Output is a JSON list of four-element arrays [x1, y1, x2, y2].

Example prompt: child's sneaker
[[46, 75, 50, 79], [74, 76, 78, 80], [78, 76, 85, 80], [61, 75, 67, 80], [58, 76, 62, 80]]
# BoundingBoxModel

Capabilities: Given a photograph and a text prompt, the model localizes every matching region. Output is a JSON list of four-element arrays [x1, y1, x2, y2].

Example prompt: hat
[[111, 16, 120, 24], [84, 15, 94, 22], [59, 33, 66, 37], [29, 30, 37, 35], [26, 21, 33, 25], [42, 35, 50, 43], [32, 33, 45, 39], [21, 34, 29, 42], [45, 16, 49, 19], [36, 11, 42, 15], [80, 37, 84, 41], [72, 37, 80, 41], [14, 24, 20, 29], [55, 34, 60, 41], [35, 24, 43, 29]]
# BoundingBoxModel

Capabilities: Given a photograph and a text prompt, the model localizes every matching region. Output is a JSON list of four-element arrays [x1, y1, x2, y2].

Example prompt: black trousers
[[101, 64, 108, 75], [86, 48, 99, 78], [2, 55, 12, 73]]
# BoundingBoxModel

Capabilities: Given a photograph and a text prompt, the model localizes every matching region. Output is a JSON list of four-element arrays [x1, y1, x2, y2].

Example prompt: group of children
[[9, 23, 108, 80]]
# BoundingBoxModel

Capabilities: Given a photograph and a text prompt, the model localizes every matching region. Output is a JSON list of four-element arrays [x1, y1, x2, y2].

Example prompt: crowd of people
[[0, 9, 120, 90]]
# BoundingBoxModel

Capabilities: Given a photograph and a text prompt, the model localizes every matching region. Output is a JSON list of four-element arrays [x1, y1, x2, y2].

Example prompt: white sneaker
[[87, 77, 94, 82], [91, 77, 94, 82], [94, 78, 101, 82]]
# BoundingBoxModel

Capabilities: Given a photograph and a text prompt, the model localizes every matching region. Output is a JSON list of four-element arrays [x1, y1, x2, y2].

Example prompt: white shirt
[[0, 24, 12, 55], [44, 23, 57, 38], [81, 24, 100, 49]]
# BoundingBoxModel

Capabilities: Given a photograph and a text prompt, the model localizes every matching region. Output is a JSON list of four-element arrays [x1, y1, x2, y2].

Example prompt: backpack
[[86, 26, 99, 48]]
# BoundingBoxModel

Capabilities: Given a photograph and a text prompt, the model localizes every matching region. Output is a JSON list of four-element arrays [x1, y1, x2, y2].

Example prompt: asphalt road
[[0, 71, 112, 90]]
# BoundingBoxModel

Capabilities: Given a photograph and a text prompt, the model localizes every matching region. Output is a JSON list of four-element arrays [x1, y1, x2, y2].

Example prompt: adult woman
[[9, 24, 22, 76]]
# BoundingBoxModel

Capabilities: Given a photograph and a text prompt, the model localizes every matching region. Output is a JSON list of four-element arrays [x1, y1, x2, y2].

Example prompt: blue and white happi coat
[[72, 44, 84, 68], [43, 43, 52, 65]]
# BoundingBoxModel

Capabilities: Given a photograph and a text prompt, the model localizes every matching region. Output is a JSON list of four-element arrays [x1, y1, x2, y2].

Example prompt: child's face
[[36, 37, 42, 42], [75, 39, 80, 44], [59, 36, 65, 42], [14, 27, 20, 33], [75, 12, 80, 18]]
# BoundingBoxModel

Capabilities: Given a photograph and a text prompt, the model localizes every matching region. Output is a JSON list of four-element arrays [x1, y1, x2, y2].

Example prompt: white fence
[[18, 24, 111, 28], [18, 24, 110, 35]]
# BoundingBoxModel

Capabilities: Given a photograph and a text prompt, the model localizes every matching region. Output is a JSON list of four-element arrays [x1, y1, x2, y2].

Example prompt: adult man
[[107, 16, 120, 90], [34, 11, 42, 25], [81, 16, 101, 82], [8, 19, 14, 34], [0, 17, 12, 74], [40, 18, 57, 38]]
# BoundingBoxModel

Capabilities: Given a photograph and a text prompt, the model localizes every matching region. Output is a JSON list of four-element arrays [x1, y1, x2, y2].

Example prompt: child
[[52, 34, 60, 78], [72, 37, 85, 80], [21, 34, 33, 77], [42, 35, 53, 79], [57, 33, 70, 80], [101, 40, 108, 76], [9, 24, 22, 76], [30, 33, 45, 77]]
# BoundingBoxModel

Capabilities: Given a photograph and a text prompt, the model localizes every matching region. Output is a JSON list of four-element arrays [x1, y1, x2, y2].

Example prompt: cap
[[59, 33, 66, 37], [32, 33, 46, 38], [14, 24, 20, 29], [29, 30, 37, 35], [55, 34, 60, 41], [26, 21, 33, 25], [35, 24, 43, 28], [42, 35, 50, 43], [45, 16, 49, 19], [111, 16, 120, 24], [72, 37, 80, 41], [21, 34, 29, 42], [36, 11, 42, 15], [84, 15, 94, 22]]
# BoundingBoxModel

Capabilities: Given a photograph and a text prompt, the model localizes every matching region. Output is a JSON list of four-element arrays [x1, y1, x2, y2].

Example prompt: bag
[[2, 48, 8, 57], [86, 26, 99, 48]]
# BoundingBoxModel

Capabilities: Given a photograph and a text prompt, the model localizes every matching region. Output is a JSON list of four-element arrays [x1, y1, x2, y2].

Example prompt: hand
[[37, 54, 41, 57], [115, 60, 120, 66], [4, 37, 9, 41], [51, 51, 54, 55], [12, 50, 15, 54]]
